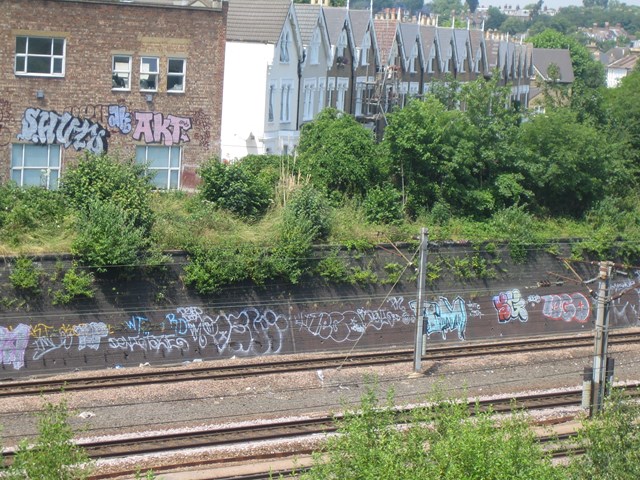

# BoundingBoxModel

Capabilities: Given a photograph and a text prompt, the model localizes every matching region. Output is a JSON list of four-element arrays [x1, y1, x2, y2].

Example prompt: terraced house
[[2, 0, 227, 190]]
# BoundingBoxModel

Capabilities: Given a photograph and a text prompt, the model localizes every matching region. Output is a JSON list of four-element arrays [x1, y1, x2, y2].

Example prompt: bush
[[61, 153, 155, 234], [282, 185, 331, 241], [7, 399, 92, 480], [363, 184, 404, 225], [52, 264, 95, 305], [71, 199, 151, 272], [10, 256, 42, 294], [198, 158, 272, 220]]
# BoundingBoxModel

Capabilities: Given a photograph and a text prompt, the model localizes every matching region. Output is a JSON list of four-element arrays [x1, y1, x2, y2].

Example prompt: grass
[[0, 189, 632, 258]]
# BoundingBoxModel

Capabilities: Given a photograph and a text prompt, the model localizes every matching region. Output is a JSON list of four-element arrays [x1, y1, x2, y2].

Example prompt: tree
[[430, 0, 464, 21], [7, 399, 92, 480], [517, 109, 609, 217], [466, 0, 479, 13], [485, 6, 508, 30], [296, 108, 387, 199], [198, 159, 273, 220]]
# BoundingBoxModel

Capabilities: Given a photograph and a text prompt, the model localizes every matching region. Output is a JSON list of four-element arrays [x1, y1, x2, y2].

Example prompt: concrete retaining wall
[[1, 243, 638, 377]]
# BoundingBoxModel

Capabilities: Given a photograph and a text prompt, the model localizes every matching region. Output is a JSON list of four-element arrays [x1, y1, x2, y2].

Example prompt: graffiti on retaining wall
[[493, 289, 528, 324], [17, 108, 109, 154], [609, 272, 640, 326], [0, 324, 31, 370], [31, 322, 110, 360], [166, 306, 288, 356], [108, 105, 132, 134], [410, 296, 468, 340], [294, 297, 414, 343], [533, 293, 591, 323]]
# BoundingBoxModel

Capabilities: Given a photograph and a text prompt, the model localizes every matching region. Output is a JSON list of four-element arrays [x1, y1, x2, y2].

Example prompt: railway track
[[77, 384, 638, 480], [0, 330, 638, 398]]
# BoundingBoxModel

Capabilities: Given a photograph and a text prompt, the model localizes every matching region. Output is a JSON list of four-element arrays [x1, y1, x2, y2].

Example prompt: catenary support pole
[[591, 260, 613, 414], [414, 227, 428, 373]]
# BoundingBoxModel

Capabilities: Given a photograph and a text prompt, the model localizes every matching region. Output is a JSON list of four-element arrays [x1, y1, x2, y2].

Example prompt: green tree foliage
[[466, 0, 479, 13], [363, 184, 404, 225], [197, 158, 272, 220], [604, 71, 640, 161], [52, 264, 95, 305], [301, 387, 562, 480], [569, 389, 640, 479], [430, 0, 464, 21], [516, 109, 608, 217], [485, 7, 507, 30], [296, 109, 387, 198], [61, 153, 155, 235], [71, 198, 151, 272], [10, 256, 42, 294], [7, 399, 92, 480]]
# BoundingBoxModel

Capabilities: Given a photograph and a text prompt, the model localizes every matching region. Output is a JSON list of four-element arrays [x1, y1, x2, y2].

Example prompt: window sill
[[167, 90, 185, 94], [112, 88, 131, 92], [15, 72, 65, 78]]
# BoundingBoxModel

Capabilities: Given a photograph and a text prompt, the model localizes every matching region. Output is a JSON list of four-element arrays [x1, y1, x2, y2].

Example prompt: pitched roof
[[323, 6, 348, 45], [398, 22, 420, 59], [294, 4, 322, 45], [608, 53, 639, 71], [227, 0, 291, 43], [373, 17, 398, 63], [532, 48, 574, 83], [349, 9, 371, 47]]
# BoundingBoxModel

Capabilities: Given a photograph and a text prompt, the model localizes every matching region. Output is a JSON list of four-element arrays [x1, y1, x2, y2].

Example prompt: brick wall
[[1, 0, 227, 190]]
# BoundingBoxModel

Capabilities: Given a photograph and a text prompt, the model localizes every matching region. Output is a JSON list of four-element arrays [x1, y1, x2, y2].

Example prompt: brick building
[[1, 0, 227, 190]]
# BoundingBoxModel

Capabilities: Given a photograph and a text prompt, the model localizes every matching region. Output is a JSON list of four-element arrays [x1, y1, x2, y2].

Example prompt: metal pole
[[414, 227, 428, 373], [591, 261, 612, 414]]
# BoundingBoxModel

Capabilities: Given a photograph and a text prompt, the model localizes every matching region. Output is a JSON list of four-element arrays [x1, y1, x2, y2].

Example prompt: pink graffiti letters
[[132, 111, 192, 146], [493, 289, 528, 324], [0, 324, 31, 370]]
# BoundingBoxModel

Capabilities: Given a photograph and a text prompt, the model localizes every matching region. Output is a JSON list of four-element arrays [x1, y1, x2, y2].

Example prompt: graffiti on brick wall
[[16, 104, 198, 154], [493, 289, 528, 324], [410, 296, 468, 340], [17, 108, 110, 154], [132, 111, 192, 146], [294, 296, 414, 343], [0, 324, 31, 370], [192, 108, 212, 148], [528, 293, 591, 323]]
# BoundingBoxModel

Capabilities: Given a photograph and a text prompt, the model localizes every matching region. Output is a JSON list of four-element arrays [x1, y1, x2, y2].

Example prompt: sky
[[478, 0, 640, 9]]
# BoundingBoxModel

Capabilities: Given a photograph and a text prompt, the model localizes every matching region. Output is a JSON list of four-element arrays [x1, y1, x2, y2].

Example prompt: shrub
[[10, 256, 42, 294], [198, 158, 272, 220], [363, 184, 403, 225], [61, 153, 155, 234], [316, 249, 350, 282], [52, 264, 95, 305], [7, 399, 92, 480], [71, 199, 150, 272], [282, 185, 331, 241]]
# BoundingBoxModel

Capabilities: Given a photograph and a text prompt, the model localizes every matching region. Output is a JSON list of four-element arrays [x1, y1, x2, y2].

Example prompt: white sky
[[479, 0, 640, 9]]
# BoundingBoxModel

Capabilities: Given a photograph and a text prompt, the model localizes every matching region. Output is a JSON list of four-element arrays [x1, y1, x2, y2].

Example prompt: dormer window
[[280, 30, 290, 63], [309, 28, 320, 65]]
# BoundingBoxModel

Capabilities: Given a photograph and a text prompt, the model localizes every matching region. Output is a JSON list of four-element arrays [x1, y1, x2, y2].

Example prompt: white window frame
[[355, 76, 366, 117], [15, 36, 65, 77], [136, 145, 181, 190], [280, 30, 291, 64], [267, 82, 276, 123], [336, 77, 349, 112], [337, 30, 347, 59], [11, 144, 61, 189], [140, 56, 159, 92], [309, 28, 320, 65], [317, 78, 326, 115], [409, 82, 419, 97], [280, 80, 293, 123], [167, 58, 186, 93], [112, 55, 132, 91], [409, 44, 418, 73], [302, 79, 316, 121], [361, 32, 371, 67], [327, 78, 336, 108]]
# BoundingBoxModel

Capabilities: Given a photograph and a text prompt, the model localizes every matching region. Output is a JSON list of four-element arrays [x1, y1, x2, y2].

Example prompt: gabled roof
[[227, 0, 291, 43], [294, 4, 323, 45], [419, 24, 437, 70], [398, 22, 420, 59], [608, 53, 639, 71], [323, 6, 350, 46], [373, 17, 398, 64], [532, 48, 575, 83], [435, 27, 454, 71], [453, 29, 470, 70], [349, 9, 380, 66], [468, 29, 486, 73]]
